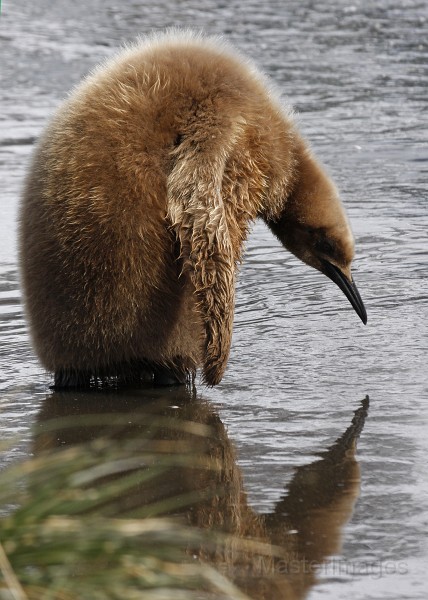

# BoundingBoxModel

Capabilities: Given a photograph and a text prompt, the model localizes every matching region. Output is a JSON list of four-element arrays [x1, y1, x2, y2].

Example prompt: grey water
[[1, 0, 427, 598]]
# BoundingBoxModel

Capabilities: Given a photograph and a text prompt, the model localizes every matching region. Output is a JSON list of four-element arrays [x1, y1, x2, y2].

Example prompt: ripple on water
[[0, 270, 44, 393]]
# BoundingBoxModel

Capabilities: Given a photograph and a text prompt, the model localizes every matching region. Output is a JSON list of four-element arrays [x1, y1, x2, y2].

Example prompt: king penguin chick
[[19, 30, 367, 389]]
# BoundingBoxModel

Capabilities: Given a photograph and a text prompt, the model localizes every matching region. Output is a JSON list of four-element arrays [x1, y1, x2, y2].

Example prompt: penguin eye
[[315, 239, 335, 256]]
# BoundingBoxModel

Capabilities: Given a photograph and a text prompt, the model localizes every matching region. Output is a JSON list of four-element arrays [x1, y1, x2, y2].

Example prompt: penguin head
[[268, 145, 367, 324]]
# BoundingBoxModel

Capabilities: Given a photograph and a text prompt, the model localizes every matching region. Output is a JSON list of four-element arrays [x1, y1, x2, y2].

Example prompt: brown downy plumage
[[19, 30, 366, 388]]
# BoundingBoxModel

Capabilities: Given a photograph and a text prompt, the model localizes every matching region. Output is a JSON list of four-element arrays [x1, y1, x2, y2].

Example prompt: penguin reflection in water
[[20, 31, 367, 388], [34, 391, 369, 599]]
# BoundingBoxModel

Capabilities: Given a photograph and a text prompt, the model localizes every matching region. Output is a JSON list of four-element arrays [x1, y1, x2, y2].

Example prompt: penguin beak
[[322, 261, 367, 324]]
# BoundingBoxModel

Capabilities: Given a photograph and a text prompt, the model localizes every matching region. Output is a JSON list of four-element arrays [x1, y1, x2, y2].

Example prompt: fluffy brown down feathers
[[19, 30, 358, 387]]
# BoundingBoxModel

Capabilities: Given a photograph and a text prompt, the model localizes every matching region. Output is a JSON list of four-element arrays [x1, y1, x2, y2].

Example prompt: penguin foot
[[53, 369, 91, 390], [152, 365, 186, 386], [52, 363, 188, 390]]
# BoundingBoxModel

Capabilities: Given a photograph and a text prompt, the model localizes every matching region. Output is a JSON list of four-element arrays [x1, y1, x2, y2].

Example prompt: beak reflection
[[323, 261, 367, 324]]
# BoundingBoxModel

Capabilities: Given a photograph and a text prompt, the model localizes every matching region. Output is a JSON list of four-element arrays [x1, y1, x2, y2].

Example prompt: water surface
[[1, 1, 427, 598]]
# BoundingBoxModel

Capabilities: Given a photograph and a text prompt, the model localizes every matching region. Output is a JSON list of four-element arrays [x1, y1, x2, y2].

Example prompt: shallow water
[[1, 0, 428, 598]]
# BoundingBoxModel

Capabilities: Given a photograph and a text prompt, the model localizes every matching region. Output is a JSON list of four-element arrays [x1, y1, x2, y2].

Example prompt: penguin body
[[19, 31, 365, 387]]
